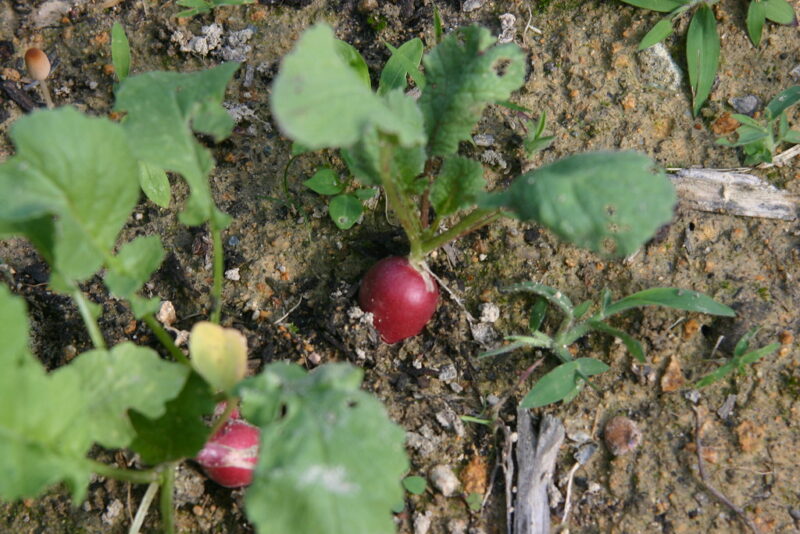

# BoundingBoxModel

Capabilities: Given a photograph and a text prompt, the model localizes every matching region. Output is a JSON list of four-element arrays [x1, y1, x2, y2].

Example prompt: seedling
[[695, 328, 780, 387], [24, 47, 53, 108], [176, 0, 255, 18], [303, 166, 378, 229], [479, 282, 735, 407], [271, 24, 677, 343], [0, 60, 408, 533], [716, 86, 800, 165], [620, 0, 795, 115]]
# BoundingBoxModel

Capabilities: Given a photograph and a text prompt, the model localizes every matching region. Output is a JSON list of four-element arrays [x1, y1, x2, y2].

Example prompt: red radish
[[358, 256, 439, 344], [196, 419, 260, 488]]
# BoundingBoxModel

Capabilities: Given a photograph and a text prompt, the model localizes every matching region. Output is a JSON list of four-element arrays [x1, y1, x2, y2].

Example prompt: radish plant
[[0, 60, 407, 533], [271, 24, 677, 343]]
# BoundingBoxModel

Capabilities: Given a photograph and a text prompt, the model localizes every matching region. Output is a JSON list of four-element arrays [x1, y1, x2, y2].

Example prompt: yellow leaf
[[189, 322, 247, 391]]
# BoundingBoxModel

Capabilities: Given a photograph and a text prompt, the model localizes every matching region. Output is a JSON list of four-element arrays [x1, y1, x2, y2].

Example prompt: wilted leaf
[[190, 321, 248, 392]]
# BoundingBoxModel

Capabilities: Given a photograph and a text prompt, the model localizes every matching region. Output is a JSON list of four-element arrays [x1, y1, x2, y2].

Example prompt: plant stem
[[72, 289, 106, 350], [160, 463, 177, 534], [88, 459, 160, 484], [378, 141, 425, 263], [142, 313, 190, 366], [419, 209, 503, 256], [207, 394, 238, 437], [210, 224, 224, 324]]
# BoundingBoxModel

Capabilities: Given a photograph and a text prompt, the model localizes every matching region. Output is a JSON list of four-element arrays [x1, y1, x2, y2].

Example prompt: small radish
[[358, 256, 439, 344], [196, 419, 260, 488]]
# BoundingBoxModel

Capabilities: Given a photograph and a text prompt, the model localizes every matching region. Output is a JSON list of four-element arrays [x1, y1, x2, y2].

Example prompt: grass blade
[[686, 5, 719, 116]]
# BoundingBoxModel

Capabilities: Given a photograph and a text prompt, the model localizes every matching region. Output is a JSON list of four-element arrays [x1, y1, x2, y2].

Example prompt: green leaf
[[111, 22, 131, 82], [0, 285, 92, 501], [730, 126, 770, 146], [138, 161, 171, 208], [115, 63, 240, 227], [483, 151, 675, 258], [129, 372, 216, 464], [478, 340, 534, 359], [746, 1, 767, 46], [528, 298, 548, 332], [104, 235, 165, 303], [0, 287, 187, 502], [638, 17, 674, 50], [0, 108, 140, 285], [523, 113, 554, 157], [694, 360, 736, 388], [766, 86, 800, 119], [573, 300, 592, 320], [433, 5, 444, 44], [419, 25, 525, 156], [304, 168, 344, 195], [429, 156, 486, 216], [587, 320, 645, 362], [402, 475, 427, 495], [378, 39, 425, 95], [271, 24, 425, 150], [329, 194, 363, 229], [686, 5, 719, 116], [520, 358, 609, 408], [335, 40, 371, 89], [730, 113, 763, 128], [764, 0, 796, 23], [466, 492, 482, 511], [603, 287, 735, 317], [59, 343, 188, 449], [341, 128, 426, 191], [783, 129, 800, 144], [354, 187, 379, 201], [502, 281, 574, 316], [618, 0, 686, 12], [237, 362, 408, 534]]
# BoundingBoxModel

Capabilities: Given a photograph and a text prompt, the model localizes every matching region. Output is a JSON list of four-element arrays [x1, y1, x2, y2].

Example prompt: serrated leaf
[[190, 321, 248, 392], [237, 362, 408, 534], [271, 24, 425, 150], [0, 108, 140, 285], [329, 194, 363, 229], [115, 63, 239, 227], [111, 22, 131, 82], [619, 0, 686, 12], [341, 127, 426, 191], [764, 0, 795, 23], [59, 343, 188, 449], [520, 358, 609, 408], [419, 25, 525, 156], [104, 235, 165, 303], [0, 285, 92, 501], [766, 86, 800, 119], [335, 40, 371, 89], [129, 372, 216, 464], [483, 151, 675, 258], [639, 18, 674, 50], [603, 287, 735, 317], [429, 156, 485, 216], [138, 161, 171, 208], [304, 168, 344, 195], [687, 6, 719, 116], [378, 38, 425, 95], [746, 1, 766, 46]]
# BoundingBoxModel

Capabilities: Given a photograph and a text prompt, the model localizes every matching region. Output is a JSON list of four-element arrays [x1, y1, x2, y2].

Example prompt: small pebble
[[603, 416, 641, 456], [473, 134, 494, 147], [790, 64, 800, 83], [438, 364, 458, 382], [413, 511, 432, 534], [479, 302, 500, 323], [430, 464, 460, 497], [729, 95, 761, 116], [448, 518, 468, 534], [716, 394, 736, 419], [574, 442, 598, 465], [157, 300, 177, 326], [224, 268, 240, 281], [462, 0, 485, 12]]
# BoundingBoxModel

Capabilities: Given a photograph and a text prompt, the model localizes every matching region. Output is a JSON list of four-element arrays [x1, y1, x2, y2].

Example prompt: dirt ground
[[1, 0, 799, 532]]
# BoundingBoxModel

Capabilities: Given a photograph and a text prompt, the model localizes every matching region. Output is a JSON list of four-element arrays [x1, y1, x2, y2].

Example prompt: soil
[[1, 0, 800, 533]]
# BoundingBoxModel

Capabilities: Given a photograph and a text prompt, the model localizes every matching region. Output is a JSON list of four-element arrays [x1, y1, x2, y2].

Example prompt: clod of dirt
[[603, 416, 642, 456], [735, 420, 765, 453], [660, 356, 685, 392], [429, 464, 460, 497]]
